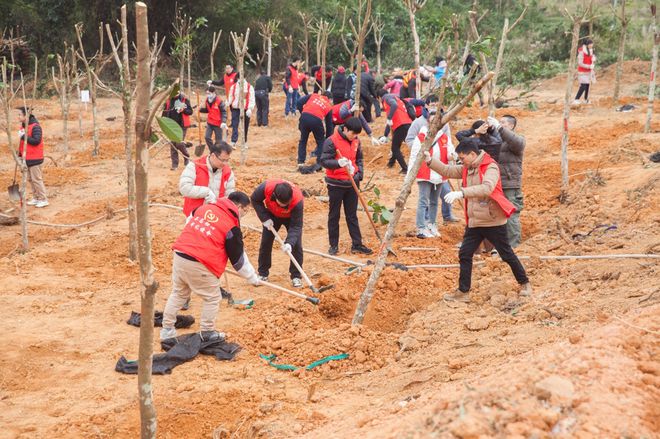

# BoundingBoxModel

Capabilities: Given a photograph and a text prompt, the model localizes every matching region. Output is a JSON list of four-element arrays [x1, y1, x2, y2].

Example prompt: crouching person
[[161, 191, 260, 341], [423, 139, 532, 303]]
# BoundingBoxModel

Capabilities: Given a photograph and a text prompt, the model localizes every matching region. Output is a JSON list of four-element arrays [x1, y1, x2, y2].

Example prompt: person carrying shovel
[[320, 117, 373, 256], [17, 107, 48, 208], [250, 179, 305, 288]]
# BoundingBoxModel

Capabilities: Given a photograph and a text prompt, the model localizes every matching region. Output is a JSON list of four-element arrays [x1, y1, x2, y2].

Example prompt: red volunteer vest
[[263, 179, 304, 219], [18, 122, 44, 161], [383, 97, 412, 130], [224, 71, 238, 95], [461, 153, 516, 223], [288, 66, 300, 88], [331, 100, 350, 124], [303, 94, 332, 120], [182, 157, 233, 216], [165, 99, 191, 128], [417, 132, 448, 181], [172, 198, 240, 277], [577, 48, 593, 73], [325, 130, 359, 181], [205, 98, 223, 126], [361, 61, 369, 73]]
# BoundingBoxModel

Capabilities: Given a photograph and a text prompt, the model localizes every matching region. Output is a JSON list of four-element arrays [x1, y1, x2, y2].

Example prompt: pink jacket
[[384, 78, 403, 96]]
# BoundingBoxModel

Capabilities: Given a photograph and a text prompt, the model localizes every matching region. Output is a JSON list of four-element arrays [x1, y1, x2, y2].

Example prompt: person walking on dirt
[[423, 139, 532, 303], [17, 107, 48, 208], [331, 98, 381, 146], [160, 191, 260, 341], [251, 179, 305, 288], [227, 78, 255, 145], [180, 142, 236, 217], [320, 117, 374, 256], [574, 38, 596, 105], [487, 115, 525, 248], [254, 69, 273, 127], [162, 90, 193, 170], [208, 64, 239, 97], [199, 86, 228, 151], [377, 90, 412, 174], [284, 58, 302, 118], [456, 120, 503, 162], [296, 91, 334, 172], [331, 66, 348, 104]]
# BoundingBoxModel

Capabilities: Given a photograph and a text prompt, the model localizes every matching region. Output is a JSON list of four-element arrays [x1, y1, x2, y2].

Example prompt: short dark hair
[[471, 119, 495, 135], [502, 114, 517, 129], [228, 191, 250, 207], [344, 117, 363, 134], [455, 138, 480, 155], [273, 182, 293, 204], [16, 106, 31, 115], [210, 141, 233, 156], [207, 85, 216, 93], [377, 89, 388, 99], [292, 57, 300, 63], [323, 91, 332, 99]]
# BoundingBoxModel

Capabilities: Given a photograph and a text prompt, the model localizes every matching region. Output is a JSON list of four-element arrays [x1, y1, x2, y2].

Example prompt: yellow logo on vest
[[203, 209, 219, 223]]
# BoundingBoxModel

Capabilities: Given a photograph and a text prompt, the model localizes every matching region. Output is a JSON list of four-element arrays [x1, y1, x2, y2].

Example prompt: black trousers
[[327, 184, 363, 248], [458, 224, 529, 292], [297, 113, 326, 164], [361, 97, 373, 123], [332, 95, 345, 105], [388, 124, 409, 171], [258, 218, 303, 279], [575, 83, 590, 101], [230, 108, 250, 143], [170, 127, 189, 169], [255, 90, 269, 126]]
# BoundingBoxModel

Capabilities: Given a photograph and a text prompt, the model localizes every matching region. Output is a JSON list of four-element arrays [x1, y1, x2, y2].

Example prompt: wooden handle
[[266, 224, 315, 290]]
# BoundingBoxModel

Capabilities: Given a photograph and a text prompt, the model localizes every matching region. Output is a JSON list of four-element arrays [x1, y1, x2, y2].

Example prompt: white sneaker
[[258, 275, 269, 282], [427, 223, 440, 237], [160, 327, 177, 340], [292, 278, 303, 288], [572, 100, 581, 105], [416, 227, 433, 239], [35, 200, 49, 208], [27, 198, 39, 206]]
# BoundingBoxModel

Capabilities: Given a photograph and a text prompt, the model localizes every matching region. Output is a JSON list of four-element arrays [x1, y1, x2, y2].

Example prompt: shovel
[[265, 223, 334, 294], [226, 270, 319, 305], [7, 164, 20, 202]]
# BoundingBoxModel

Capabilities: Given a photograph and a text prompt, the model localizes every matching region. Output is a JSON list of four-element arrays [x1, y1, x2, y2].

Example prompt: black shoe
[[200, 330, 225, 342], [387, 161, 395, 168], [351, 244, 373, 255], [328, 246, 338, 255], [399, 168, 408, 175]]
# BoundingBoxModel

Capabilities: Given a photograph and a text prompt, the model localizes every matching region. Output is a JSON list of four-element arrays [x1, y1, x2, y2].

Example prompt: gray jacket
[[498, 127, 525, 189]]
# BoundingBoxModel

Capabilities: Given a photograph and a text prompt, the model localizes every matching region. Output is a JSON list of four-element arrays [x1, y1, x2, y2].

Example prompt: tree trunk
[[238, 76, 246, 163], [613, 1, 627, 104], [561, 18, 582, 198], [376, 41, 382, 76], [645, 3, 658, 133], [267, 35, 272, 77], [352, 72, 494, 325], [354, 0, 372, 117], [76, 82, 84, 138], [134, 3, 158, 439], [489, 18, 509, 117], [62, 100, 69, 157], [187, 42, 192, 98], [408, 9, 422, 98], [90, 84, 99, 156], [19, 160, 28, 251]]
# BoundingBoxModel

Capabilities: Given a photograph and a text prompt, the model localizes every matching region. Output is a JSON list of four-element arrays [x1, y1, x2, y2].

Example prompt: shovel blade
[[7, 184, 20, 202], [316, 284, 334, 293], [194, 143, 205, 157]]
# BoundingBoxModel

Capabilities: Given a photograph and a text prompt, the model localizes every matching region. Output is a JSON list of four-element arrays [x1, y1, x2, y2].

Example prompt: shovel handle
[[266, 224, 316, 291], [226, 270, 319, 305]]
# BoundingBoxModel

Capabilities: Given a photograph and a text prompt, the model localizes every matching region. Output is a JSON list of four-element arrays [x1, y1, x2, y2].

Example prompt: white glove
[[206, 80, 212, 87], [281, 243, 292, 254], [245, 109, 252, 118], [423, 150, 432, 164], [288, 86, 294, 93], [370, 136, 381, 146], [205, 191, 217, 204], [18, 129, 25, 138], [379, 136, 389, 144], [444, 191, 464, 204], [220, 123, 228, 130], [350, 104, 359, 113], [487, 117, 501, 131], [347, 162, 356, 176], [386, 119, 393, 127], [337, 157, 350, 167], [247, 272, 261, 286], [263, 219, 274, 230]]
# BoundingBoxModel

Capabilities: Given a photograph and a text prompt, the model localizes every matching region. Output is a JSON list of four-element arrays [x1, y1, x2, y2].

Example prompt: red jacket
[[182, 157, 233, 216], [264, 179, 303, 218], [417, 132, 448, 182], [172, 198, 240, 277], [461, 153, 515, 223], [19, 122, 44, 162], [303, 94, 332, 120], [325, 130, 359, 181], [382, 96, 412, 131]]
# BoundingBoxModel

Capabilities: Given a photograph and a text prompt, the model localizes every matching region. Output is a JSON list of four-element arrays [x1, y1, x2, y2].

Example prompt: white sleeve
[[179, 161, 210, 199], [248, 86, 256, 111], [224, 170, 236, 195], [235, 251, 256, 279], [444, 125, 455, 156], [407, 136, 422, 179]]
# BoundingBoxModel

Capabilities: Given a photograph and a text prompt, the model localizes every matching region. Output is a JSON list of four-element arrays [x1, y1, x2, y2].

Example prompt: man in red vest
[[424, 138, 532, 303], [250, 179, 305, 288], [17, 107, 48, 208], [296, 91, 334, 172], [320, 117, 373, 256], [227, 78, 255, 145], [284, 58, 302, 117], [162, 90, 193, 170], [208, 64, 239, 97], [179, 142, 235, 217], [199, 86, 228, 153], [160, 191, 260, 341], [331, 99, 381, 146], [377, 91, 412, 174]]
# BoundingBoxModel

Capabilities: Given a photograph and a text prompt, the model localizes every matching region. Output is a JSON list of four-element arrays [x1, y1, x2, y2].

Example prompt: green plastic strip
[[259, 353, 350, 371], [230, 299, 254, 309]]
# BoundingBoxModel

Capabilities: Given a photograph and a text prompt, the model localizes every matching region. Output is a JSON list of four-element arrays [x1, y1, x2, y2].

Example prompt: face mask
[[207, 93, 216, 102]]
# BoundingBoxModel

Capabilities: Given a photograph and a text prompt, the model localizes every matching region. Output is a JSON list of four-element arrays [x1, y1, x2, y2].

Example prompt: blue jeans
[[285, 89, 299, 116], [440, 181, 454, 220], [416, 181, 440, 229]]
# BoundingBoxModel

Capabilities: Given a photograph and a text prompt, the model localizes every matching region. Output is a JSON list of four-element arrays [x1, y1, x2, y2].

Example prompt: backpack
[[403, 99, 419, 120]]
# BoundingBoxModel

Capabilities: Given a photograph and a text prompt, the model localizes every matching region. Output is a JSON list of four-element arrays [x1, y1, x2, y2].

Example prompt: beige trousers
[[28, 164, 47, 201], [162, 253, 222, 331]]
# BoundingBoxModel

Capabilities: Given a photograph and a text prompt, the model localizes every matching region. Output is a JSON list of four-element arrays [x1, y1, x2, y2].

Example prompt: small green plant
[[367, 187, 392, 225]]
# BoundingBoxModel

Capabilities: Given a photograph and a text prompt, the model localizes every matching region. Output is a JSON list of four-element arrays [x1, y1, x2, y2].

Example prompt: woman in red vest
[[377, 90, 412, 174], [17, 107, 48, 208], [160, 191, 260, 341], [320, 118, 373, 256], [162, 90, 193, 170], [574, 38, 596, 105], [284, 58, 302, 117], [424, 138, 532, 303]]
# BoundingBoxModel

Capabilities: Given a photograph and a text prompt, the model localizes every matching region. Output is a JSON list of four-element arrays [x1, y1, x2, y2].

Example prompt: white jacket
[[408, 123, 454, 185], [178, 156, 236, 200], [227, 80, 256, 113]]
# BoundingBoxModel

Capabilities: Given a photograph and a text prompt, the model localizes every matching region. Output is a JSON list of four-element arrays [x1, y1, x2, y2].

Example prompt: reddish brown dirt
[[0, 61, 658, 438]]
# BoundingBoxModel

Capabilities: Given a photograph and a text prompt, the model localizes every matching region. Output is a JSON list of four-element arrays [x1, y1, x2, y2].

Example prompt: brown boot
[[443, 289, 470, 303], [519, 282, 533, 297]]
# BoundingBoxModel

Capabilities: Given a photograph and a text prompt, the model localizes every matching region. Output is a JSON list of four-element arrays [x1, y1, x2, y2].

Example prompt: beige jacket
[[428, 151, 507, 228]]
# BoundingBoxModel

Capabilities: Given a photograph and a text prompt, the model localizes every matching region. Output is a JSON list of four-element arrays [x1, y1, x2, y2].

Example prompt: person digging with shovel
[[199, 86, 228, 153], [161, 191, 260, 341], [251, 179, 305, 288], [423, 138, 532, 303], [17, 107, 48, 208], [162, 89, 193, 170]]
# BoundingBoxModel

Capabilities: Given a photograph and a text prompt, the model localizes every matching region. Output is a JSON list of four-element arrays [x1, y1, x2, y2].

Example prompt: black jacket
[[21, 115, 43, 167], [250, 182, 304, 246], [254, 74, 273, 92], [456, 128, 503, 162], [331, 72, 348, 99], [359, 72, 377, 99], [161, 95, 193, 128], [320, 128, 364, 188]]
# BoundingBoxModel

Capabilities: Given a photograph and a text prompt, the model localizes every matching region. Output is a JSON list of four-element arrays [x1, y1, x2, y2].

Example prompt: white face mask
[[207, 93, 216, 102]]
